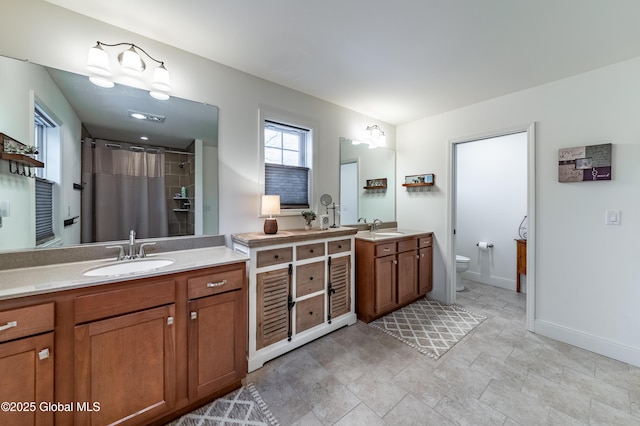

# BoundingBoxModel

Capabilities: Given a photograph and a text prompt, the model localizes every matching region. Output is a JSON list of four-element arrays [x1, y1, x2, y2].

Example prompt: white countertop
[[355, 228, 433, 241], [0, 246, 248, 301]]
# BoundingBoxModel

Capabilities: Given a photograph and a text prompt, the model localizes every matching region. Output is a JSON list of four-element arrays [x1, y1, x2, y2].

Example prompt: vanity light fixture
[[87, 41, 172, 100], [352, 125, 386, 149], [261, 195, 281, 234], [362, 124, 386, 149]]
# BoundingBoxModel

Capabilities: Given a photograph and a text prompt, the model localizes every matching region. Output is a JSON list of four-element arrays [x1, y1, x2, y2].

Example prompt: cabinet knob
[[310, 249, 314, 253], [393, 260, 398, 265], [38, 348, 50, 360], [191, 311, 197, 320], [309, 276, 313, 280], [416, 254, 420, 259], [274, 254, 279, 259], [167, 316, 174, 325], [421, 253, 425, 257]]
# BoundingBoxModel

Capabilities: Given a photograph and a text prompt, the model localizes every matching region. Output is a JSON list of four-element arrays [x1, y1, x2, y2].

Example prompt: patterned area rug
[[167, 383, 279, 426], [370, 298, 486, 359]]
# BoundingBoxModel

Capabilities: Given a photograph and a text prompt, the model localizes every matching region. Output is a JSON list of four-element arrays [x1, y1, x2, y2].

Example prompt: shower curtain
[[81, 138, 169, 243]]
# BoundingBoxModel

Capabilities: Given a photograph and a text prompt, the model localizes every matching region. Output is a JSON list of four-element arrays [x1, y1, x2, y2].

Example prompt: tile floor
[[245, 280, 640, 425]]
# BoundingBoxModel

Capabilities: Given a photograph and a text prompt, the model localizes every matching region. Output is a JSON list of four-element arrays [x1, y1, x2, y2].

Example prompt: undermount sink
[[83, 258, 175, 277], [375, 232, 405, 237]]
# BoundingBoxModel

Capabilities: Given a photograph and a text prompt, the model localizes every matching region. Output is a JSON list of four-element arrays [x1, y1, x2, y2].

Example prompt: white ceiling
[[46, 0, 640, 125]]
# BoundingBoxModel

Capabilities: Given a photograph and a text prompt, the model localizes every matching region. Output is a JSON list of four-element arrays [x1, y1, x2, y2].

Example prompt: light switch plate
[[0, 200, 9, 217], [605, 209, 621, 225]]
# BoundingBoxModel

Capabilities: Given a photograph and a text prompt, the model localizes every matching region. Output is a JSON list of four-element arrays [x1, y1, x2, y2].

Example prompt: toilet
[[456, 255, 470, 291]]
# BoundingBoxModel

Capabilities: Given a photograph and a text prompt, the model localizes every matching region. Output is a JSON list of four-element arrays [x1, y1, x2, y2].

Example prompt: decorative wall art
[[402, 173, 435, 187], [558, 143, 612, 182]]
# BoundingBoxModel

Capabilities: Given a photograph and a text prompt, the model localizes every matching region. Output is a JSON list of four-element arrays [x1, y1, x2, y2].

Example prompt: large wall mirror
[[0, 55, 219, 252], [339, 137, 395, 226]]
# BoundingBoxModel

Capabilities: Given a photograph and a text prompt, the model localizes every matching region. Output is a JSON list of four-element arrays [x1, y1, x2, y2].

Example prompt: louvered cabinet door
[[328, 256, 351, 321], [256, 267, 291, 349]]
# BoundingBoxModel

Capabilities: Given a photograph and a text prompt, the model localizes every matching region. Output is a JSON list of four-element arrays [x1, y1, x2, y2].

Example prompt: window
[[264, 120, 312, 209], [34, 105, 55, 245]]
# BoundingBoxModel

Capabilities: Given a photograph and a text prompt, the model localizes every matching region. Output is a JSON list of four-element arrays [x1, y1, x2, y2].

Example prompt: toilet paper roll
[[478, 241, 490, 250]]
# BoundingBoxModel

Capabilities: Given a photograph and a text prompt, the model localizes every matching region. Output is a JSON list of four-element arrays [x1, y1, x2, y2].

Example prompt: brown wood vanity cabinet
[[355, 233, 433, 323], [0, 260, 247, 426], [0, 303, 54, 426]]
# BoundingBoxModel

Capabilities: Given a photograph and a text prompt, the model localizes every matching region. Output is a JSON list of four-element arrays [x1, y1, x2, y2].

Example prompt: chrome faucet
[[128, 230, 136, 259], [358, 217, 367, 223], [371, 218, 382, 232], [106, 229, 155, 261]]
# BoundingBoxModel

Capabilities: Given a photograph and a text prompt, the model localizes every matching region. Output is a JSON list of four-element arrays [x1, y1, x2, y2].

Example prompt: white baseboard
[[463, 271, 516, 291], [535, 319, 640, 368]]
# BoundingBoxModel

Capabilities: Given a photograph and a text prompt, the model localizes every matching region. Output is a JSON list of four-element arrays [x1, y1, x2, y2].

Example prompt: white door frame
[[447, 123, 536, 331]]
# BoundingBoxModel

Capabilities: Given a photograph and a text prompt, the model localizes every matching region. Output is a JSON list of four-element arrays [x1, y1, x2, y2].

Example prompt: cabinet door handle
[[38, 348, 50, 360], [207, 279, 227, 288], [393, 260, 398, 265], [167, 316, 174, 325], [383, 248, 390, 252], [0, 321, 17, 332], [191, 311, 197, 320]]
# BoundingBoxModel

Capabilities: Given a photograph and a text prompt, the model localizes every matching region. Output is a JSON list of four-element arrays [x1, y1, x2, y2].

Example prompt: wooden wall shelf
[[363, 178, 387, 190], [0, 153, 45, 168], [401, 182, 433, 187]]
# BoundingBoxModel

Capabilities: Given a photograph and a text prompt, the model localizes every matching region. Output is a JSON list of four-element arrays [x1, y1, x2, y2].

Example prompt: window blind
[[35, 177, 54, 245], [265, 163, 310, 208]]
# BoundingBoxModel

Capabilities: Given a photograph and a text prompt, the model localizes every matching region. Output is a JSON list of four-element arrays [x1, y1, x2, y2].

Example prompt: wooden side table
[[516, 239, 527, 292]]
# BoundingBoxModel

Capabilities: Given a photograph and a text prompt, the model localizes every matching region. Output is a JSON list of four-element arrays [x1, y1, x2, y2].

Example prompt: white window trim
[[258, 107, 317, 217]]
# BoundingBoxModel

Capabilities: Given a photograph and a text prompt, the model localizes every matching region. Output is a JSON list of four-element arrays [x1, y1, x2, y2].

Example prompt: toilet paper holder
[[476, 242, 494, 248]]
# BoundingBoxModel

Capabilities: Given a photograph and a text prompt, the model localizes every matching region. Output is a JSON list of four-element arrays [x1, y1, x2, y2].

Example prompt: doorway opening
[[448, 124, 535, 331]]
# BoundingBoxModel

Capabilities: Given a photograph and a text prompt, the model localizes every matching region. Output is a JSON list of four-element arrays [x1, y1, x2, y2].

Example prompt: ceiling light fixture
[[87, 41, 172, 100], [127, 110, 166, 123]]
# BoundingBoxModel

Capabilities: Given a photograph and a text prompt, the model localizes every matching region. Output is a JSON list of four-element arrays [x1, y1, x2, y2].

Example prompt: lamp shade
[[119, 46, 145, 75], [87, 43, 111, 76], [151, 64, 171, 92], [261, 195, 281, 216]]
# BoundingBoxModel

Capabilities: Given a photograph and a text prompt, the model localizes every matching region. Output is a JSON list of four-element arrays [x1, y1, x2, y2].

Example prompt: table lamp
[[262, 195, 280, 234]]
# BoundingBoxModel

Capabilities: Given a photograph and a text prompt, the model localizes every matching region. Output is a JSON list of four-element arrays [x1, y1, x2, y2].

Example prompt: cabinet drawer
[[419, 235, 432, 247], [75, 280, 175, 324], [257, 247, 293, 268], [296, 295, 324, 333], [296, 261, 325, 297], [0, 302, 54, 343], [398, 238, 418, 253], [328, 239, 351, 255], [375, 242, 396, 257], [188, 267, 244, 299], [296, 242, 325, 261]]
